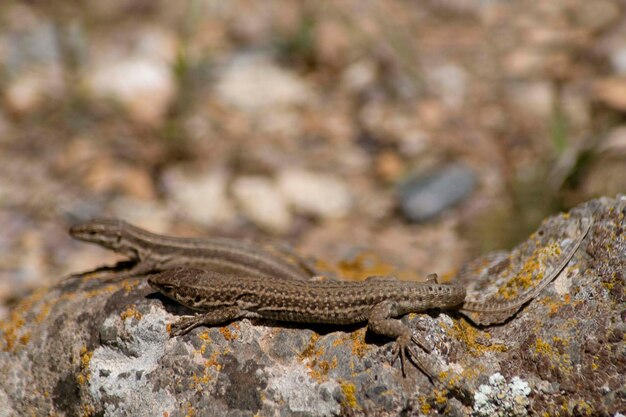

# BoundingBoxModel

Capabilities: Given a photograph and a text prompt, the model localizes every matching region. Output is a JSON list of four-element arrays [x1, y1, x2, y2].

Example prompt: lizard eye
[[161, 284, 176, 293]]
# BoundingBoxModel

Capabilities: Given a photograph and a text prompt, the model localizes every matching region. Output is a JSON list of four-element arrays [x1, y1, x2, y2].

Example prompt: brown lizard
[[147, 216, 593, 377]]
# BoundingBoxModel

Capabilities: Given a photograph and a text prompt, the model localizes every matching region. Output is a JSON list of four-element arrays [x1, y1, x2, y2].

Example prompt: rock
[[398, 164, 477, 223], [84, 56, 176, 125], [610, 47, 626, 75], [214, 54, 312, 112], [425, 64, 468, 109], [507, 81, 553, 119], [277, 169, 352, 219], [593, 77, 626, 112], [4, 67, 64, 114], [162, 167, 236, 227], [232, 176, 293, 234], [1, 199, 623, 415]]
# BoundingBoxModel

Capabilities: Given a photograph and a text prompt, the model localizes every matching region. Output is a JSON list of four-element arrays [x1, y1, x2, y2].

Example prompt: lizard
[[147, 216, 593, 377], [69, 218, 320, 281]]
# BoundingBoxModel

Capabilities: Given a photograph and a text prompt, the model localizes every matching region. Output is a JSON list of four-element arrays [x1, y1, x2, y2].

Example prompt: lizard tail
[[460, 215, 593, 326]]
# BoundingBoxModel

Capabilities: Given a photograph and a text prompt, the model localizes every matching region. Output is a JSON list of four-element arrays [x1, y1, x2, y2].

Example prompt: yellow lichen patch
[[190, 351, 223, 389], [533, 337, 573, 374], [335, 253, 418, 282], [433, 388, 449, 406], [80, 403, 96, 417], [309, 356, 338, 382], [300, 333, 332, 381], [120, 306, 142, 321], [198, 331, 212, 342], [219, 326, 236, 341], [418, 396, 432, 414], [76, 345, 94, 386], [497, 243, 561, 300], [299, 333, 321, 359], [122, 280, 140, 294], [185, 403, 196, 417], [571, 400, 593, 416], [339, 381, 359, 409], [0, 287, 48, 351], [444, 319, 507, 356], [350, 328, 370, 357], [84, 284, 118, 299]]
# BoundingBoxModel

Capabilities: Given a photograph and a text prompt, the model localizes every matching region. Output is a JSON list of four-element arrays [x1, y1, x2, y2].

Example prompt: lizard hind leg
[[367, 301, 435, 378]]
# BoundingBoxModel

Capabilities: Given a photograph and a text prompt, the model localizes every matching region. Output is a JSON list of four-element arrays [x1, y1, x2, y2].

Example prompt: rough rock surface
[[1, 198, 624, 416]]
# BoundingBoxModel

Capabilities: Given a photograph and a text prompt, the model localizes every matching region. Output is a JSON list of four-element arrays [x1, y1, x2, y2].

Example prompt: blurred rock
[[503, 49, 547, 78], [594, 77, 626, 112], [84, 56, 176, 125], [398, 164, 477, 223], [341, 59, 377, 93], [162, 167, 236, 227], [4, 67, 64, 114], [610, 47, 626, 75], [277, 169, 352, 219], [314, 20, 351, 67], [3, 17, 60, 72], [110, 197, 172, 232], [215, 55, 312, 112], [426, 64, 468, 109], [508, 81, 553, 119], [232, 176, 293, 234], [600, 125, 626, 154]]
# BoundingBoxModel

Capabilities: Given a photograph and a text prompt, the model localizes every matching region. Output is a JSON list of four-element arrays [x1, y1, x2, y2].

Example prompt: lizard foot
[[169, 315, 205, 336], [389, 332, 435, 379]]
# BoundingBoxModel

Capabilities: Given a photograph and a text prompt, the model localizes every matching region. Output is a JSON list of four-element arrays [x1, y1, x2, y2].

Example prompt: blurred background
[[1, 0, 625, 319]]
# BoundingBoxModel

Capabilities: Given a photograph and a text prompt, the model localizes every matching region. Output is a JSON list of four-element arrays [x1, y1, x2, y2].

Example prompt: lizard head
[[69, 218, 137, 257], [148, 267, 210, 310]]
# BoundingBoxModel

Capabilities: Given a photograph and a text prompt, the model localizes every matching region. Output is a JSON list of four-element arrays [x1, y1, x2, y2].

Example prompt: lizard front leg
[[367, 301, 434, 378], [170, 306, 243, 336]]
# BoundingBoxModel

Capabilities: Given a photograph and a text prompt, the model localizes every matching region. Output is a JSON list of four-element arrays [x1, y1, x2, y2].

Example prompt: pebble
[[594, 77, 626, 112], [162, 167, 236, 227], [508, 81, 553, 119], [426, 64, 468, 109], [397, 164, 477, 223], [277, 169, 352, 219], [214, 54, 311, 112], [610, 47, 626, 75], [4, 67, 63, 114], [84, 56, 175, 125], [232, 176, 292, 234]]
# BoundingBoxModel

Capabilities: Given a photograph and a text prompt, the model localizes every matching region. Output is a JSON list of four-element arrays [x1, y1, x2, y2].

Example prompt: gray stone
[[0, 198, 624, 416], [398, 164, 477, 222]]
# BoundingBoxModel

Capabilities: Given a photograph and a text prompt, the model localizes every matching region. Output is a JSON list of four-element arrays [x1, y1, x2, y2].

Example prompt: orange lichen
[[0, 287, 48, 351], [219, 326, 236, 341], [418, 396, 432, 414], [349, 328, 370, 357], [76, 345, 94, 386], [533, 337, 573, 373], [497, 243, 561, 300], [334, 252, 418, 282], [444, 319, 507, 356], [300, 333, 333, 381], [120, 306, 143, 321]]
